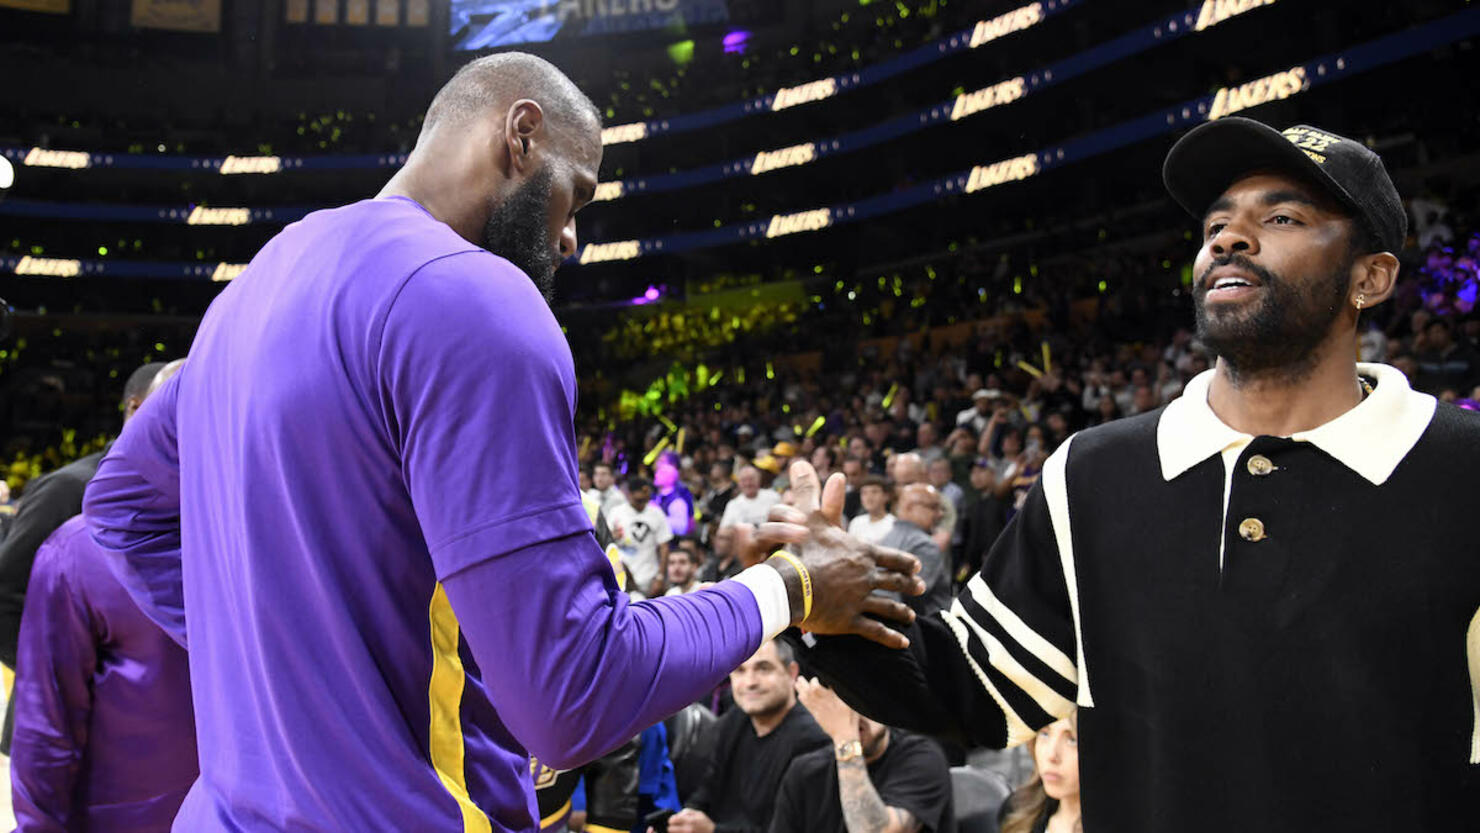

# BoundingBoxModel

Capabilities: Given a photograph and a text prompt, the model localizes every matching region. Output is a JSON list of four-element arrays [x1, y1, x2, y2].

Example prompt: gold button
[[1246, 455, 1275, 476], [1238, 518, 1267, 542]]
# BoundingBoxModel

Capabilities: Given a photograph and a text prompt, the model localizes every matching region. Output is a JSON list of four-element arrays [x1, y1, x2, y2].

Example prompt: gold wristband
[[769, 550, 812, 624]]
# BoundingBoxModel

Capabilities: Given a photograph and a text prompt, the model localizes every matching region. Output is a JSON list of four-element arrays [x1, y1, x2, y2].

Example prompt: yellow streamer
[[643, 437, 671, 466]]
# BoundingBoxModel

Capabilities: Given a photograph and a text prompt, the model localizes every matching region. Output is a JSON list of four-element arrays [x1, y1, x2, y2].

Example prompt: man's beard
[[1193, 252, 1351, 384], [482, 167, 558, 303]]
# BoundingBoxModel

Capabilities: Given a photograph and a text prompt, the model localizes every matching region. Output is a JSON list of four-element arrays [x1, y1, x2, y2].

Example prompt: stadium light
[[0, 156, 12, 190]]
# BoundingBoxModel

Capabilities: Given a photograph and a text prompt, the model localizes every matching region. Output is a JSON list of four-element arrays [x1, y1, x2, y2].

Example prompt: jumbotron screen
[[451, 0, 730, 50]]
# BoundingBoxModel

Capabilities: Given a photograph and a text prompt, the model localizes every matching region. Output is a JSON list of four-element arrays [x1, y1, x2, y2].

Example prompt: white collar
[[1156, 363, 1436, 486]]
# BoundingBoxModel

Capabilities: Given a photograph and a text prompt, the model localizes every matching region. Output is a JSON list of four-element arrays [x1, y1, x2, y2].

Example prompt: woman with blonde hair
[[1000, 710, 1081, 833]]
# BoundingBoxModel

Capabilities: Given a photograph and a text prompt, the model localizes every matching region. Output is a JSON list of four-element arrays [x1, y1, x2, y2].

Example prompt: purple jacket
[[10, 516, 197, 833]]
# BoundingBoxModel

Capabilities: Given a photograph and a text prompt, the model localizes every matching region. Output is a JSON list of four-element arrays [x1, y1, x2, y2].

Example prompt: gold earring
[[1354, 293, 1366, 311]]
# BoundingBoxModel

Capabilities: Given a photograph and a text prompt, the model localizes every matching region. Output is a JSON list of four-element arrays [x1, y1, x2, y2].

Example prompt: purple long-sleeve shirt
[[81, 196, 790, 833], [10, 516, 197, 833]]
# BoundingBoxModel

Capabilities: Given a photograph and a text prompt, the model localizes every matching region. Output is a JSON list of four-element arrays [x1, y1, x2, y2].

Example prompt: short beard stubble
[[1193, 249, 1354, 386]]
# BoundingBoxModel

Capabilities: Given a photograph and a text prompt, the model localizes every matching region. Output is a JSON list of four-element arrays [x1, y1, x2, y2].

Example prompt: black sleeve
[[795, 617, 1003, 749], [797, 479, 1079, 751], [766, 759, 809, 833], [876, 737, 953, 833], [583, 735, 641, 830], [0, 470, 88, 668]]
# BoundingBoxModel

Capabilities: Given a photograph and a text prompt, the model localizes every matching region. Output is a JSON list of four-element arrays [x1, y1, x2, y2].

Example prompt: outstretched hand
[[767, 460, 924, 650]]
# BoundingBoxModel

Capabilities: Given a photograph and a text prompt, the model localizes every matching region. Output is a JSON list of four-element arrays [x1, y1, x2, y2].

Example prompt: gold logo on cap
[[1281, 127, 1343, 163]]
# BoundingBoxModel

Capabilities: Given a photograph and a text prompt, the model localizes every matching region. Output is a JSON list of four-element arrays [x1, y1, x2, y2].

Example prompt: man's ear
[[504, 99, 545, 175], [1350, 250, 1400, 310]]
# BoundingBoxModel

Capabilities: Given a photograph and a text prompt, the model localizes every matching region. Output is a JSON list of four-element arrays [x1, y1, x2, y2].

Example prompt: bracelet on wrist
[[768, 550, 813, 624]]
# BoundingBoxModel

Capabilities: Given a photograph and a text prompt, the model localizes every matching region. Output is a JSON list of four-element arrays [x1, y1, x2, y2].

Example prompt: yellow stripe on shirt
[[539, 798, 573, 830], [428, 582, 493, 833]]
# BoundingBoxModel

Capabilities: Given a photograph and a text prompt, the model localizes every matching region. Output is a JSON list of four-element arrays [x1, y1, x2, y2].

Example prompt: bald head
[[897, 483, 943, 529], [893, 452, 926, 486], [382, 52, 603, 301], [424, 53, 600, 137], [148, 358, 186, 395]]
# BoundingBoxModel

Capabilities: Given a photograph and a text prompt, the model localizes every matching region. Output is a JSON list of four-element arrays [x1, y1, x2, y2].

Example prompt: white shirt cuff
[[732, 563, 792, 643]]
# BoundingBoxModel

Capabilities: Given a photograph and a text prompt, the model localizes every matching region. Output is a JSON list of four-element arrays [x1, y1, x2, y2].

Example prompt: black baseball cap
[[1163, 117, 1406, 253]]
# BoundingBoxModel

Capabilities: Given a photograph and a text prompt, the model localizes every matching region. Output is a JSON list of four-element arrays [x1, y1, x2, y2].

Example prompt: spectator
[[771, 678, 954, 833], [955, 459, 1008, 585], [1414, 317, 1480, 397], [1087, 393, 1122, 427], [717, 465, 780, 529], [1127, 384, 1159, 416], [697, 460, 737, 539], [665, 539, 702, 596], [995, 427, 1049, 515], [656, 453, 696, 537], [928, 457, 964, 512], [698, 524, 741, 584], [910, 422, 945, 464], [862, 422, 893, 472], [606, 477, 674, 599], [846, 475, 895, 545], [944, 427, 978, 488], [810, 445, 840, 484], [999, 713, 1081, 833], [766, 442, 800, 493], [672, 640, 829, 833], [840, 455, 867, 521], [877, 484, 952, 617], [893, 453, 954, 552], [589, 461, 628, 516], [981, 424, 1023, 482], [955, 389, 995, 435]]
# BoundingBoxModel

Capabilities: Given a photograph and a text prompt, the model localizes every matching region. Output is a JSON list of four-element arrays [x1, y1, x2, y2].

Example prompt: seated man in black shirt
[[671, 639, 829, 833], [697, 524, 741, 585], [771, 679, 953, 833]]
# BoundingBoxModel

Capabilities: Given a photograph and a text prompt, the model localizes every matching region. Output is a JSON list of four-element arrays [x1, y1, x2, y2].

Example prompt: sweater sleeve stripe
[[945, 596, 1074, 722], [955, 589, 1078, 706], [963, 572, 1078, 683], [1042, 435, 1094, 707], [938, 609, 1041, 747]]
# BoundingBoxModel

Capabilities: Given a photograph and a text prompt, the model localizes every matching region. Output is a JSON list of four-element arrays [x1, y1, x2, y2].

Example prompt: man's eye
[[1270, 215, 1300, 225], [1206, 223, 1225, 238]]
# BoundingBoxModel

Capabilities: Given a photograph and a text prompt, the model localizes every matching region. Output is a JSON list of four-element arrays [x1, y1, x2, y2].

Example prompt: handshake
[[739, 460, 926, 650]]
